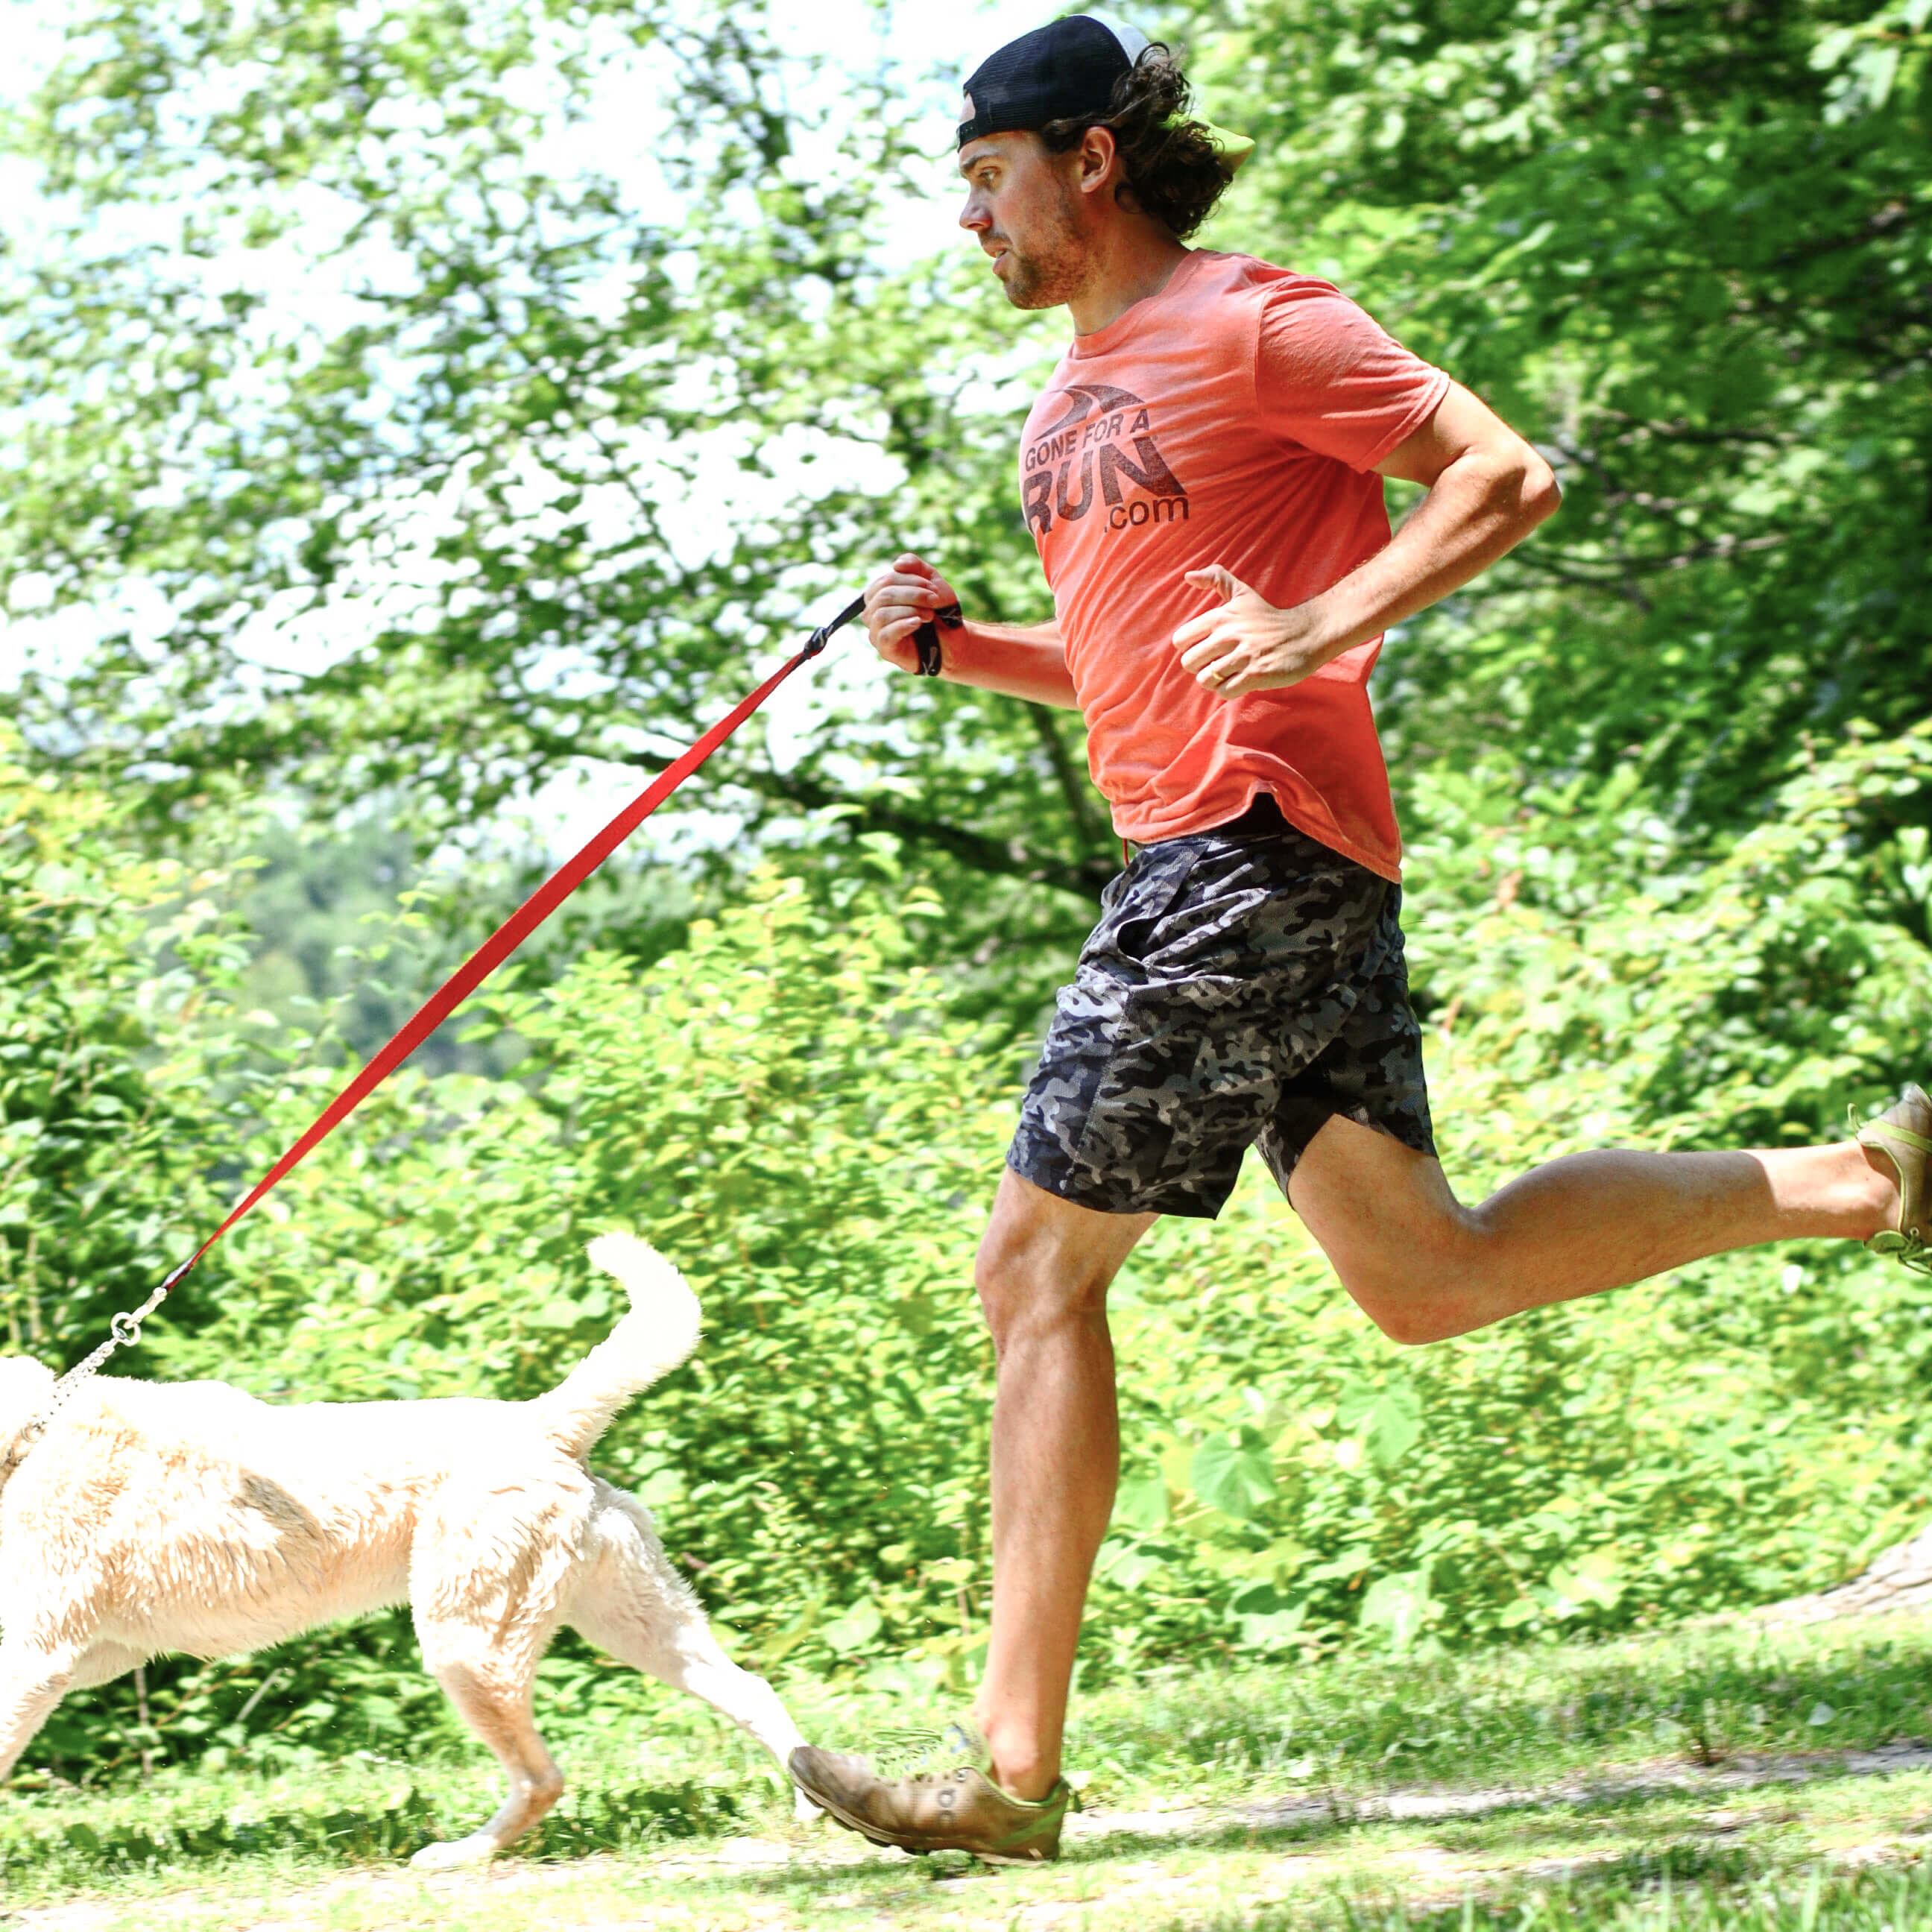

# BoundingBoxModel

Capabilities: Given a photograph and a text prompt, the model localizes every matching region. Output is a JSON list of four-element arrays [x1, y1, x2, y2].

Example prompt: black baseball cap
[[956, 12, 1253, 170]]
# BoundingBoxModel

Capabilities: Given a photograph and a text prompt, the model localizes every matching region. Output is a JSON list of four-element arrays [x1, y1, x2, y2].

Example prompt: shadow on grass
[[0, 1775, 748, 1892]]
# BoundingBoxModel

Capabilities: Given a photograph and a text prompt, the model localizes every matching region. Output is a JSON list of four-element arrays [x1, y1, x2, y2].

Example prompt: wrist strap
[[912, 602, 963, 677]]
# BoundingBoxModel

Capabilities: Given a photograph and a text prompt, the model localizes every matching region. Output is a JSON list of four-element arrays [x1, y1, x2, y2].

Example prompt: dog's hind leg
[[566, 1484, 816, 1822], [407, 1470, 588, 1869], [408, 1648, 566, 1870]]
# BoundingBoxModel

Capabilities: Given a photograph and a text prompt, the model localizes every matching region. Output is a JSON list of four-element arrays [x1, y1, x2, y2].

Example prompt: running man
[[788, 13, 1931, 1863]]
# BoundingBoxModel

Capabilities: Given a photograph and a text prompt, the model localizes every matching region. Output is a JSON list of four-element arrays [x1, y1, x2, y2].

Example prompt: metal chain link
[[0, 1260, 193, 1493]]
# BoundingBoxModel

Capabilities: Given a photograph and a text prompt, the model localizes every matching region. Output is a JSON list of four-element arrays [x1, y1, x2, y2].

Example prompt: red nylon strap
[[180, 644, 823, 1278]]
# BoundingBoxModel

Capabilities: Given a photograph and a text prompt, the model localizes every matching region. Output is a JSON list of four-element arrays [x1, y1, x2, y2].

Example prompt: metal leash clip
[[1, 1260, 200, 1494]]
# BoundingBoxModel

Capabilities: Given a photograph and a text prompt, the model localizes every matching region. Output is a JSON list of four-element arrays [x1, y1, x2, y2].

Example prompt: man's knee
[[1299, 1217, 1479, 1345], [1289, 1126, 1485, 1344], [1325, 1213, 1496, 1344], [973, 1235, 1110, 1348], [1342, 1282, 1459, 1348]]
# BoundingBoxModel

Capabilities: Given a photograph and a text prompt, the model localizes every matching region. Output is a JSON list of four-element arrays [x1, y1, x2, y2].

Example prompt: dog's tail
[[532, 1234, 702, 1459]]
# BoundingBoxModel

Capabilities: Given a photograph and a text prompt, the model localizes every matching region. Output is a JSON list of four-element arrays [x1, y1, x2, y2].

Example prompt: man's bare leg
[[969, 1169, 1155, 1802], [1289, 1117, 1901, 1345], [962, 1122, 1898, 1802]]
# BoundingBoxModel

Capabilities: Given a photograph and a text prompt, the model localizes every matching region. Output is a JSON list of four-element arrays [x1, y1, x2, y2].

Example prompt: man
[[789, 13, 1931, 1865]]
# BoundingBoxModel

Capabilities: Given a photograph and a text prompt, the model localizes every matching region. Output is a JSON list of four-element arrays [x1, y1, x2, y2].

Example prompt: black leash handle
[[816, 585, 959, 677], [912, 602, 963, 677]]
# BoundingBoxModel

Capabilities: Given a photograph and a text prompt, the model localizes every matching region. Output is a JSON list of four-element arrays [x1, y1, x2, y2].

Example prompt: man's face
[[957, 133, 1095, 312]]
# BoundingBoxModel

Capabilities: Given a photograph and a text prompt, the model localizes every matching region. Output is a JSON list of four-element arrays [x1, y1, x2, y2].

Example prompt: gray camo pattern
[[1009, 804, 1435, 1219]]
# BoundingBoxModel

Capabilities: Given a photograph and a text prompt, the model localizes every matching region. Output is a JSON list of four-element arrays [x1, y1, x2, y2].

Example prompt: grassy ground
[[11, 1613, 1932, 1928]]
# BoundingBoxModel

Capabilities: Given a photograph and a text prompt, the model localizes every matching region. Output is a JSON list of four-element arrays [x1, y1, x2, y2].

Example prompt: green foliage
[[8, 0, 1925, 920], [7, 0, 1925, 1029], [0, 729, 244, 1368], [230, 809, 698, 1069], [0, 0, 1112, 1011]]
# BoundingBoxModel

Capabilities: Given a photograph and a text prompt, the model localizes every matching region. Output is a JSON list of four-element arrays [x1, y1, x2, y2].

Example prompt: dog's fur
[[0, 1235, 812, 1866]]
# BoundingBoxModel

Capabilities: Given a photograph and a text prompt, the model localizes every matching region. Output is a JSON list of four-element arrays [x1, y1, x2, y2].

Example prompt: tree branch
[[736, 764, 1114, 901], [1025, 700, 1113, 856]]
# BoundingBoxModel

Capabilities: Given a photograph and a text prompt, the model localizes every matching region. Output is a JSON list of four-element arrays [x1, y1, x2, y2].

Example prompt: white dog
[[0, 1234, 813, 1866]]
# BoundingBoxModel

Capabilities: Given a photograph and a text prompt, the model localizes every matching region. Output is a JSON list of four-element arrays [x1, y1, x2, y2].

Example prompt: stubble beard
[[994, 188, 1093, 312]]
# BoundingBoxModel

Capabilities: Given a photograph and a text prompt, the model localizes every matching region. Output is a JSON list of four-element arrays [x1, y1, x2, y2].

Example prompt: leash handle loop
[[912, 602, 962, 678]]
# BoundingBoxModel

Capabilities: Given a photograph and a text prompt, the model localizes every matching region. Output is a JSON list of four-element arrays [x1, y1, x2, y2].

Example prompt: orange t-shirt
[[1018, 248, 1448, 880]]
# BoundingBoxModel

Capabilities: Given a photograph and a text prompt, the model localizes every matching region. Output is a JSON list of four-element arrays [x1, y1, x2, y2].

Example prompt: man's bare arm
[[1169, 382, 1560, 698], [865, 553, 1079, 709]]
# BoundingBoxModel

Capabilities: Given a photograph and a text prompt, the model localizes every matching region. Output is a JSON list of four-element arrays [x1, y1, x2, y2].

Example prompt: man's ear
[[1075, 124, 1123, 198]]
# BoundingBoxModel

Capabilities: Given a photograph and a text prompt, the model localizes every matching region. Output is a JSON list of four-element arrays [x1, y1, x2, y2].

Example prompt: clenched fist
[[864, 554, 960, 673]]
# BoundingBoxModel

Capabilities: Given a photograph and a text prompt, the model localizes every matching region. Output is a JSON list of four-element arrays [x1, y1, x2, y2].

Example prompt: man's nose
[[959, 192, 990, 233]]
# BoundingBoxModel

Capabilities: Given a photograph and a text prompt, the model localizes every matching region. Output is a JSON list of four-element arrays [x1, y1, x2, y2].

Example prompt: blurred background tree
[[1208, 0, 1931, 839]]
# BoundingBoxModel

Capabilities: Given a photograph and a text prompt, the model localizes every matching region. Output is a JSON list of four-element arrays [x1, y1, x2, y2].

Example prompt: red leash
[[191, 595, 864, 1278], [3, 593, 865, 1462]]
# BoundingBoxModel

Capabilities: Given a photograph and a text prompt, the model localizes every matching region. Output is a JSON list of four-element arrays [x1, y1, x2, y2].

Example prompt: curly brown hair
[[1038, 44, 1234, 241]]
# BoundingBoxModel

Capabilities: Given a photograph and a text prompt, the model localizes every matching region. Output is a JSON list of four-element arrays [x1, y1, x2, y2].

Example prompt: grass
[[8, 1611, 1932, 1927], [1061, 1612, 1932, 1803]]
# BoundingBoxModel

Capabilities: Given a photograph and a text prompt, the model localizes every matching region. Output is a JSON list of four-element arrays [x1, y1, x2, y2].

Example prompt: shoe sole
[[794, 1782, 1061, 1866]]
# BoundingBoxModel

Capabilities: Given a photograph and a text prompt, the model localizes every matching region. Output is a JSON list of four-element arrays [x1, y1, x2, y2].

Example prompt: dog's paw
[[409, 1834, 499, 1872], [792, 1790, 824, 1825]]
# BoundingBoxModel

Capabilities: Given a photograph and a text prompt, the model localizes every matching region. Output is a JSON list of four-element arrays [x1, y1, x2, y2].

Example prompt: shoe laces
[[1872, 1228, 1932, 1277]]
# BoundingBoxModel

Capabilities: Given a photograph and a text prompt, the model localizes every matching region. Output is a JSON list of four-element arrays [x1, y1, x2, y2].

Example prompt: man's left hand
[[1171, 566, 1336, 699]]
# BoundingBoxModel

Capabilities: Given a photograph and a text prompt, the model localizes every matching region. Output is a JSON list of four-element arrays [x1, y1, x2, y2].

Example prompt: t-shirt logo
[[1020, 382, 1187, 539]]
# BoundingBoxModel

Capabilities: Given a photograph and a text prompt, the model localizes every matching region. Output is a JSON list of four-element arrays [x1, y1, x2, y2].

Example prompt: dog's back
[[0, 1234, 704, 1656]]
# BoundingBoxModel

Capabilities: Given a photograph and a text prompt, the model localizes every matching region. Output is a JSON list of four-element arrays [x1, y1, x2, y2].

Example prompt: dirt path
[[13, 1741, 1932, 1932]]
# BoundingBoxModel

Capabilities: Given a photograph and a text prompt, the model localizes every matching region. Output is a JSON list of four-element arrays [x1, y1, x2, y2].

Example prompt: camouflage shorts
[[1008, 797, 1435, 1219]]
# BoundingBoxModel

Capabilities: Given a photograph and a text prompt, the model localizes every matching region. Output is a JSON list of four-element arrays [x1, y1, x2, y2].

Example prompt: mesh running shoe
[[1855, 1084, 1932, 1276], [787, 1720, 1076, 1864]]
